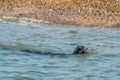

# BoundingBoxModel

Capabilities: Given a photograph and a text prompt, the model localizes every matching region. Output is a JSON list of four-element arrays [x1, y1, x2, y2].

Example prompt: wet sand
[[0, 0, 120, 28]]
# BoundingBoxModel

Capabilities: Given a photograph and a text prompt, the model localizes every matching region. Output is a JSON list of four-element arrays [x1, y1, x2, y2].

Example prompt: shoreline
[[0, 8, 119, 28], [1, 16, 50, 24]]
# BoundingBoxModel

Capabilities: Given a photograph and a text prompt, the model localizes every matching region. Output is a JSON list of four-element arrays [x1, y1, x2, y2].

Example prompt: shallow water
[[0, 21, 120, 80]]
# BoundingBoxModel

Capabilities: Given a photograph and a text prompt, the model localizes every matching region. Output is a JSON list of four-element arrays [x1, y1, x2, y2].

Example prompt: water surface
[[0, 21, 120, 80]]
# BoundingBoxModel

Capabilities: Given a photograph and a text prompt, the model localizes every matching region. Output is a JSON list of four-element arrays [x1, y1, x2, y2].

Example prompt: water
[[0, 21, 120, 80]]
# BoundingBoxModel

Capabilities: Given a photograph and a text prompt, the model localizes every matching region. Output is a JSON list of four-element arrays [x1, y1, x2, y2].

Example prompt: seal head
[[72, 45, 88, 54]]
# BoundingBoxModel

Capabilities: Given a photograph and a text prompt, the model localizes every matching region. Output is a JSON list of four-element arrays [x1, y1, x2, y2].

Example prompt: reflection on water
[[0, 21, 120, 80]]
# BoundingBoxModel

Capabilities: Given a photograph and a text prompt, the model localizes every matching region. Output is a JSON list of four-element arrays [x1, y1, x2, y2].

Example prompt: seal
[[2, 45, 88, 56], [18, 45, 88, 55]]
